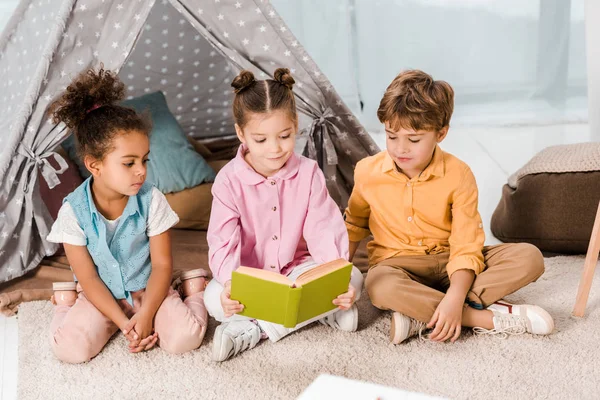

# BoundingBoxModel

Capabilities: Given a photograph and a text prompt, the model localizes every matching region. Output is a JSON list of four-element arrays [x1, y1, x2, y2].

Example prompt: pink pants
[[49, 288, 207, 364]]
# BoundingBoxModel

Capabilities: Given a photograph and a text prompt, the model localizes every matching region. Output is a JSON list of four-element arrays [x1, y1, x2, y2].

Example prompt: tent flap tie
[[18, 144, 68, 193]]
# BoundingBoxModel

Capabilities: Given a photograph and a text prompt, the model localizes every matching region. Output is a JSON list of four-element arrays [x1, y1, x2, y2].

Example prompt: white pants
[[205, 260, 364, 342]]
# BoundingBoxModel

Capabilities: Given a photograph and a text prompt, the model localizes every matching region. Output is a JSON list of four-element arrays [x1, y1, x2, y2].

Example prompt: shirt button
[[418, 240, 423, 246], [479, 223, 483, 228], [407, 216, 413, 222], [272, 206, 277, 211], [406, 182, 412, 187], [270, 180, 276, 185], [113, 263, 118, 268], [270, 265, 276, 269], [272, 235, 278, 240]]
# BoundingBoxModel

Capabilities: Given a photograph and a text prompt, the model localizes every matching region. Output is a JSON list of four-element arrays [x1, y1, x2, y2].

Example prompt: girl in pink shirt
[[206, 68, 364, 362]]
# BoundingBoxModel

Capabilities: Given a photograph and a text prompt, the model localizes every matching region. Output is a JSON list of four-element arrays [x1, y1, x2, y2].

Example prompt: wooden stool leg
[[573, 201, 600, 317]]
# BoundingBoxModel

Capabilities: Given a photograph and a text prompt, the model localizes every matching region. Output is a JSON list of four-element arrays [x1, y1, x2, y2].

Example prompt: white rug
[[17, 256, 600, 400]]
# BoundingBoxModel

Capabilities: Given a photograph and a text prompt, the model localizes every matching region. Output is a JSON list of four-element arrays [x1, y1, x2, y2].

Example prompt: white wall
[[586, 0, 600, 141]]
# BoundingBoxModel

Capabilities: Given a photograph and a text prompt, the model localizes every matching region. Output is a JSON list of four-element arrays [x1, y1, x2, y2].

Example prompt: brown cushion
[[38, 148, 84, 221], [187, 136, 213, 159], [491, 171, 600, 254], [187, 136, 240, 162], [38, 149, 85, 256], [165, 159, 230, 230]]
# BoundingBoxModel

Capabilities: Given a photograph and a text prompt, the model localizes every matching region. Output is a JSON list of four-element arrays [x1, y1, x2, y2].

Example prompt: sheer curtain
[[1, 1, 588, 133], [272, 0, 362, 116], [0, 1, 19, 32], [273, 0, 587, 133]]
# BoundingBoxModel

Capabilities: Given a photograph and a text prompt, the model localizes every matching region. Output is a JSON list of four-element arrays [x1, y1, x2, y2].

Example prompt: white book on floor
[[298, 374, 446, 400]]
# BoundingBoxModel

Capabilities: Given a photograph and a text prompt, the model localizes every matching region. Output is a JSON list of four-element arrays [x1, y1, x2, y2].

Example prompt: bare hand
[[121, 318, 139, 343], [332, 284, 356, 310], [427, 292, 464, 343], [221, 280, 244, 317], [129, 332, 158, 353], [123, 309, 158, 352]]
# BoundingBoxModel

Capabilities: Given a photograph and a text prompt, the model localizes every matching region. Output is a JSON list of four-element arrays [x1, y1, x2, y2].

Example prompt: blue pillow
[[61, 91, 216, 193], [61, 134, 91, 179]]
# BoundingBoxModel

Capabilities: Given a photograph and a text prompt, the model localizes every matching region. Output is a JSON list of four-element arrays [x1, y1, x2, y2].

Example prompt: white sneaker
[[474, 300, 554, 337], [319, 304, 358, 332], [212, 320, 262, 362], [390, 312, 427, 344]]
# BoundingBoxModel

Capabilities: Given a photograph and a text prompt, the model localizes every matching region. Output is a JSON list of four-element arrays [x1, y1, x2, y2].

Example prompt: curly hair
[[48, 66, 151, 161], [231, 68, 297, 129]]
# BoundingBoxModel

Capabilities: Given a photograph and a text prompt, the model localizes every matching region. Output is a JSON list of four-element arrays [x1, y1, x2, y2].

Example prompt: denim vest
[[65, 178, 153, 305]]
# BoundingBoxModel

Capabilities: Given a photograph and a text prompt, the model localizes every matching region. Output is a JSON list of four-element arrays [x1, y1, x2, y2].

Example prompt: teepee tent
[[0, 0, 378, 284]]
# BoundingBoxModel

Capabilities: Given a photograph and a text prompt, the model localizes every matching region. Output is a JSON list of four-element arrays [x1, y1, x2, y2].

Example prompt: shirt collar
[[232, 144, 301, 185], [419, 145, 445, 180], [381, 145, 445, 180], [382, 152, 396, 173], [84, 177, 141, 221]]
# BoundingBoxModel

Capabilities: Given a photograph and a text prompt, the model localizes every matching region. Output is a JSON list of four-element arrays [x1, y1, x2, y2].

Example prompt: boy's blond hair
[[377, 70, 454, 132]]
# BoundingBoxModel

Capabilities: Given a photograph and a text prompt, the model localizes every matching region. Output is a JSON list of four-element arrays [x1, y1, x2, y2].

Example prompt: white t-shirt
[[47, 187, 180, 246]]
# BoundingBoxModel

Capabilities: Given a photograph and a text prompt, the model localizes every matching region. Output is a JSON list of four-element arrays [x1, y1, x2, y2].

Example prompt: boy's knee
[[365, 267, 397, 309], [50, 329, 97, 364], [516, 243, 545, 280]]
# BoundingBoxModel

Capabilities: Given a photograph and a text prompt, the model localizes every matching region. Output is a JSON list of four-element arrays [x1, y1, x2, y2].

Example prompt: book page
[[295, 259, 350, 287], [236, 266, 293, 286]]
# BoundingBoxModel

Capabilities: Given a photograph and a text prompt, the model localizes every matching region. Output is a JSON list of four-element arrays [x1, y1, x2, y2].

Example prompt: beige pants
[[365, 243, 545, 323], [49, 288, 207, 363]]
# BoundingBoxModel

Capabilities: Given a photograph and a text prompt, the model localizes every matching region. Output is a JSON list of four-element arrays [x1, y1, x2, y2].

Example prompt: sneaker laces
[[320, 305, 355, 330], [473, 313, 527, 339], [320, 313, 338, 329], [231, 324, 260, 356], [412, 320, 428, 341]]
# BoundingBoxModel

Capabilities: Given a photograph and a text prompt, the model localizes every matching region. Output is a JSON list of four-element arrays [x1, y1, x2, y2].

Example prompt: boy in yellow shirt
[[345, 70, 554, 344]]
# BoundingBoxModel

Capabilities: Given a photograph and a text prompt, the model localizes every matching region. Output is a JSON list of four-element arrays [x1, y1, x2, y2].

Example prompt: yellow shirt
[[344, 146, 485, 277]]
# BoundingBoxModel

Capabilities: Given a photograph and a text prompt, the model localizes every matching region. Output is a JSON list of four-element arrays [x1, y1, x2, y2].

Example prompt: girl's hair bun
[[273, 68, 295, 90], [231, 70, 257, 94]]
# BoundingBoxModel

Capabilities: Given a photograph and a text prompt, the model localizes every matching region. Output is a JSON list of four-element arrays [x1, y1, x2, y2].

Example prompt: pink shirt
[[207, 145, 349, 284]]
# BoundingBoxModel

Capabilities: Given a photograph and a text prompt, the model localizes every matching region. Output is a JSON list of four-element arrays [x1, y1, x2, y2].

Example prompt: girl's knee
[[159, 324, 206, 354], [50, 330, 97, 364], [204, 280, 225, 320], [350, 267, 364, 301]]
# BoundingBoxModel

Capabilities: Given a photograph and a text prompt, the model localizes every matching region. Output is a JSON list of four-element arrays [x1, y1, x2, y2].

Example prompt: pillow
[[61, 134, 91, 179], [38, 148, 84, 221], [39, 148, 84, 256], [491, 171, 600, 254], [61, 91, 216, 193], [165, 159, 230, 230]]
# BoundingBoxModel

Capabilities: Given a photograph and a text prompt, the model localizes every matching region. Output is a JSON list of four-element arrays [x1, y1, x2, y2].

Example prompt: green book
[[230, 259, 353, 328]]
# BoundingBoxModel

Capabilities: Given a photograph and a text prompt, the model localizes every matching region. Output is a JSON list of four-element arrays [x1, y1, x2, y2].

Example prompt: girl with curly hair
[[46, 67, 208, 363]]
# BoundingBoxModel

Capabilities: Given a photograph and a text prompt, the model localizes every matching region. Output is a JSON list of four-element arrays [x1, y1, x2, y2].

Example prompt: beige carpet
[[17, 256, 600, 400]]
